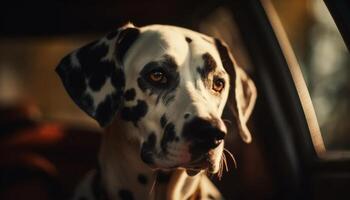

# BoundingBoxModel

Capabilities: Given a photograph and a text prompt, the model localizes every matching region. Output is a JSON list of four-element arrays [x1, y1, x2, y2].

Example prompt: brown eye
[[213, 78, 225, 93], [149, 70, 167, 84]]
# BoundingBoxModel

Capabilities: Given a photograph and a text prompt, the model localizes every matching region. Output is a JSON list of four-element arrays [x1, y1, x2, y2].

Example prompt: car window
[[270, 0, 350, 151]]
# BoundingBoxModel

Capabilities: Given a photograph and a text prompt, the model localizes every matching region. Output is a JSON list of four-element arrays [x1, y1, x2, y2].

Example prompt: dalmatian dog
[[56, 23, 256, 200]]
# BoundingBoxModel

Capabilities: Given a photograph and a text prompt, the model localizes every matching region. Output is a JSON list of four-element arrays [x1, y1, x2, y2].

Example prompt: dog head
[[56, 24, 256, 175]]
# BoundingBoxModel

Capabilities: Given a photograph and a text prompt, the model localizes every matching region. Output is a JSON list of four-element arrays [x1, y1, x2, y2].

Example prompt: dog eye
[[148, 69, 168, 84], [212, 78, 225, 93]]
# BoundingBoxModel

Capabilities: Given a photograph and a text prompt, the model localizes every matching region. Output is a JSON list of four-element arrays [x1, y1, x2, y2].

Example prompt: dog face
[[56, 24, 256, 175]]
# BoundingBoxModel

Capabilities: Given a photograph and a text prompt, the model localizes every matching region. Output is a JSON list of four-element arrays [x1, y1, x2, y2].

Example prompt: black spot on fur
[[111, 67, 125, 89], [185, 37, 192, 43], [137, 174, 148, 185], [160, 114, 167, 128], [184, 113, 190, 119], [119, 189, 134, 200], [88, 60, 115, 92], [124, 88, 136, 101], [56, 30, 140, 127], [95, 92, 121, 126], [80, 94, 94, 114], [141, 133, 156, 164], [161, 123, 176, 152], [57, 52, 122, 126], [66, 69, 87, 97], [77, 41, 109, 78], [120, 100, 148, 126], [197, 53, 217, 81], [116, 28, 140, 63], [56, 56, 87, 100], [89, 74, 106, 91]]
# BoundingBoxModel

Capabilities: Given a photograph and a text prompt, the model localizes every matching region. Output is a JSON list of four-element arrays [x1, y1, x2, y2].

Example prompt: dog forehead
[[124, 25, 224, 73]]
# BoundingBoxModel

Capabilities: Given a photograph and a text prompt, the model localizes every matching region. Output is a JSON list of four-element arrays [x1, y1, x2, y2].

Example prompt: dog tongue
[[186, 169, 201, 176]]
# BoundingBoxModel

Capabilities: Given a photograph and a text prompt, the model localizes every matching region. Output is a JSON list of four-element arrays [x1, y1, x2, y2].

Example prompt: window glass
[[271, 0, 350, 150]]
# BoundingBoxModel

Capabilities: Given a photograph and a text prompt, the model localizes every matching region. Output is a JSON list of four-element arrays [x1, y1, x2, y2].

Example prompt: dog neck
[[98, 118, 202, 200]]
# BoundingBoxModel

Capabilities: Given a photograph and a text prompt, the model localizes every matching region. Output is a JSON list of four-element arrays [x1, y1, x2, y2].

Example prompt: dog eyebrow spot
[[163, 54, 178, 69], [120, 100, 148, 126], [185, 37, 192, 43], [137, 174, 148, 185], [118, 189, 134, 200], [197, 53, 217, 80], [124, 88, 136, 101], [160, 114, 168, 128]]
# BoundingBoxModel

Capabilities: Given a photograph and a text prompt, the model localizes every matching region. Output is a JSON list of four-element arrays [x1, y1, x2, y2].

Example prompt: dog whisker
[[149, 171, 158, 195], [158, 42, 167, 52], [224, 148, 237, 169], [217, 155, 223, 180], [222, 153, 229, 172]]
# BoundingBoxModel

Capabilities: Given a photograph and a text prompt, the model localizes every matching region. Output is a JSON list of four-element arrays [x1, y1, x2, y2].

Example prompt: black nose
[[182, 117, 226, 150]]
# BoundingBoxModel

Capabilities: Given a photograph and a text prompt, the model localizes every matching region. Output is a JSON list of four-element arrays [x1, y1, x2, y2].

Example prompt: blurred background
[[0, 0, 349, 199], [272, 0, 350, 151]]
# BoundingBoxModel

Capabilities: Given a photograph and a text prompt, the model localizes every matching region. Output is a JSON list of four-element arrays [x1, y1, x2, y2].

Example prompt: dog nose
[[182, 117, 226, 150]]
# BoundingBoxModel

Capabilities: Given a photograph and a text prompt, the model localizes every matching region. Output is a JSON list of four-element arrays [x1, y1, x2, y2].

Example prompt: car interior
[[0, 0, 349, 199]]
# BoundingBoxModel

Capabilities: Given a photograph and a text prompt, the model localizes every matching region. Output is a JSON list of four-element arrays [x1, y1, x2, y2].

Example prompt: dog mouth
[[183, 154, 217, 176], [141, 149, 217, 176], [140, 139, 221, 175], [186, 169, 201, 176]]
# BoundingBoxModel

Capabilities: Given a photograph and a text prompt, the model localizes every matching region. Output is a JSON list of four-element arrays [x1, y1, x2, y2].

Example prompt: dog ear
[[56, 24, 140, 127], [215, 38, 257, 143]]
